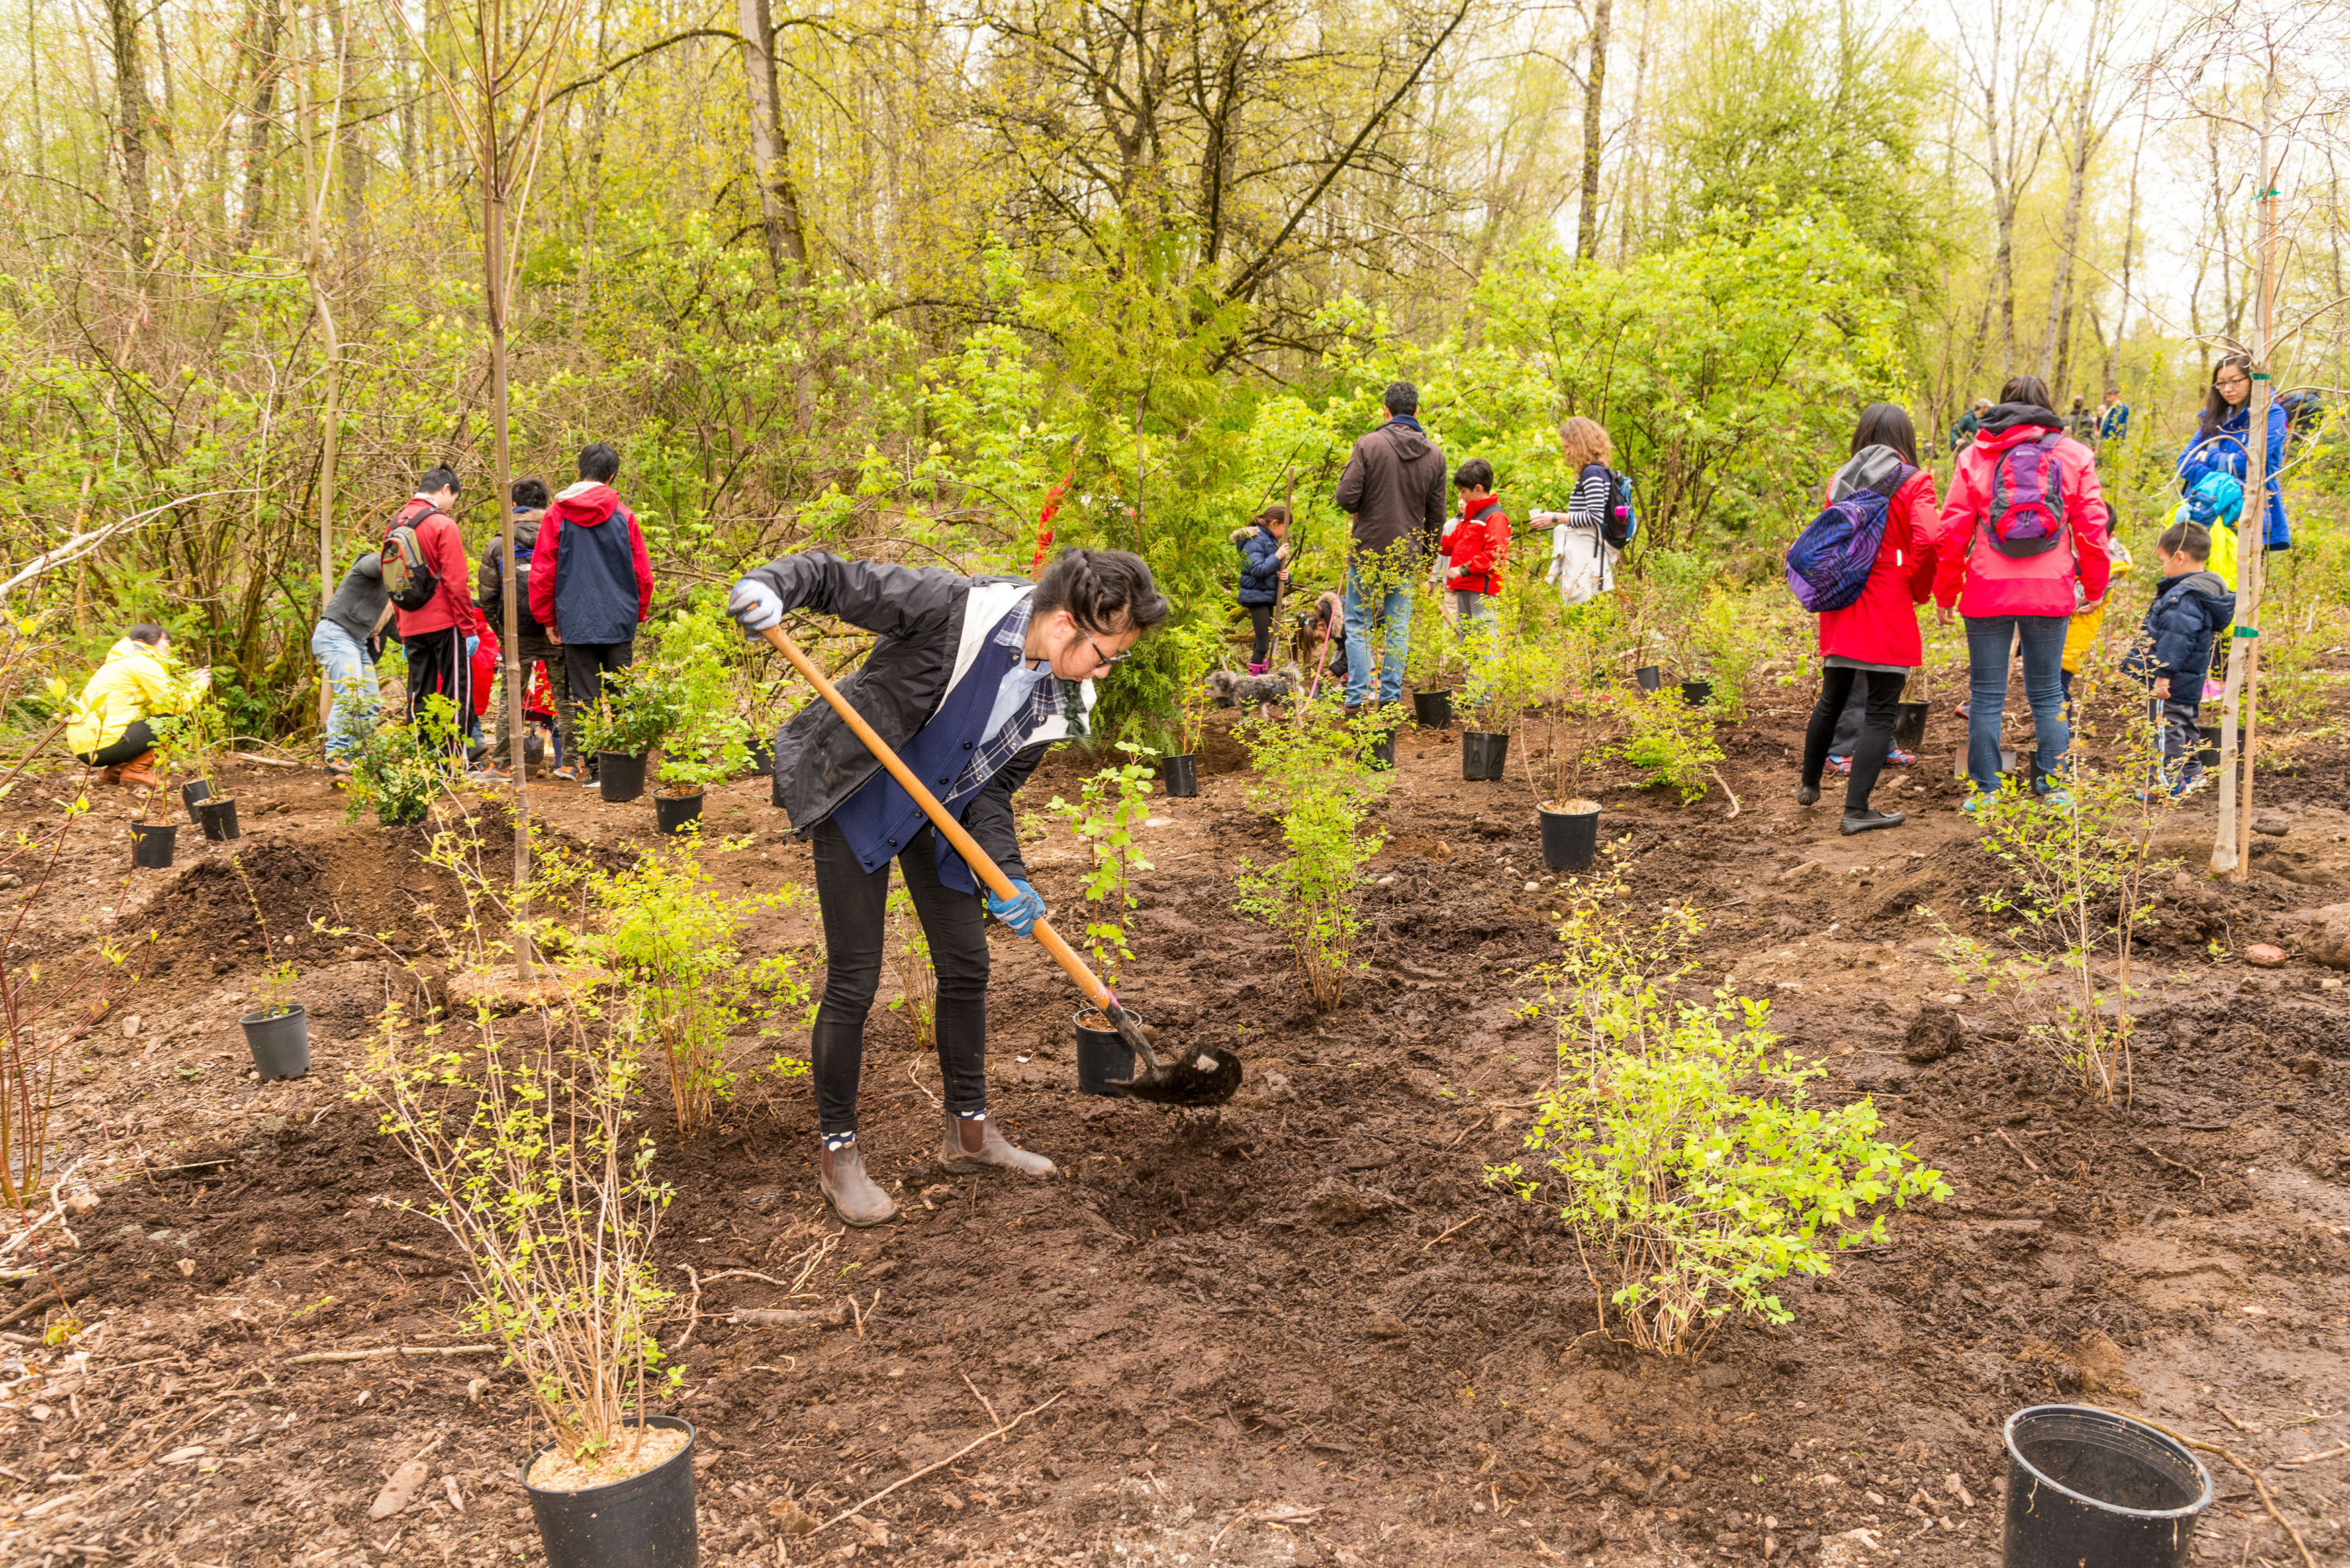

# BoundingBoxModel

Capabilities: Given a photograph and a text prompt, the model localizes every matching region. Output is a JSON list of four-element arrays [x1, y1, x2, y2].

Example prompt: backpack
[[1784, 464, 1913, 614], [381, 505, 442, 613], [1585, 464, 1639, 552], [1979, 432, 2069, 559]]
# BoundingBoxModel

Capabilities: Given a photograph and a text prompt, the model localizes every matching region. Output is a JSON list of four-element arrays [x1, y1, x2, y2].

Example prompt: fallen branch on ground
[[286, 1344, 498, 1364], [730, 1304, 848, 1330], [814, 1390, 1066, 1534]]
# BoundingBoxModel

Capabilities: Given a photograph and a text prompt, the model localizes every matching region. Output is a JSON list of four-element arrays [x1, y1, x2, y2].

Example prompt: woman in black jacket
[[727, 547, 1168, 1226]]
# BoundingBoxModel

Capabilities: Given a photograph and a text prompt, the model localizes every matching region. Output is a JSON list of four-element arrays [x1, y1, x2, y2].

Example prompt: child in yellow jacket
[[2060, 535, 2134, 718]]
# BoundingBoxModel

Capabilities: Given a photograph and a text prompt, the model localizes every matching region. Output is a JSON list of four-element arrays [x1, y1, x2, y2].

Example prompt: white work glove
[[727, 578, 784, 636]]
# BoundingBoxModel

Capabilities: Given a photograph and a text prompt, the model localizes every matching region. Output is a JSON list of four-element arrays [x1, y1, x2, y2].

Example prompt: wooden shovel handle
[[756, 622, 1117, 1016]]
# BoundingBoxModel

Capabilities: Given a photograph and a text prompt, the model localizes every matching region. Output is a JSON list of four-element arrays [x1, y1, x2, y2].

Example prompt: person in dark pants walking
[[529, 443, 654, 782], [1231, 503, 1290, 672], [478, 476, 567, 778], [725, 546, 1168, 1227], [385, 467, 482, 755]]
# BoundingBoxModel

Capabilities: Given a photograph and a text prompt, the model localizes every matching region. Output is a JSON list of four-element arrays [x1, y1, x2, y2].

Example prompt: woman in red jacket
[[1797, 404, 1940, 835], [1934, 375, 2112, 807]]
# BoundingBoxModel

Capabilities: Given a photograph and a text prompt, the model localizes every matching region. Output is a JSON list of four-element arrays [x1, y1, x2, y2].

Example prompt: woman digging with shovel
[[726, 546, 1171, 1227]]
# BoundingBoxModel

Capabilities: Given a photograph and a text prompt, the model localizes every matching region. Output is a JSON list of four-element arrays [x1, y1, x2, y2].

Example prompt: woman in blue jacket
[[1231, 503, 1291, 673], [2177, 354, 2291, 554]]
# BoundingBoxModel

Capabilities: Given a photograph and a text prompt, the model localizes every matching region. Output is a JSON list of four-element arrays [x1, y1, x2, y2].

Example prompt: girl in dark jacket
[[1231, 504, 1290, 673], [726, 547, 1168, 1227], [1796, 403, 1940, 836]]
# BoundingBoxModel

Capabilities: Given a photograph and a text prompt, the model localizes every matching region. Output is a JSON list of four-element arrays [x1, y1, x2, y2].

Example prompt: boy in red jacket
[[529, 442, 655, 783], [1444, 459, 1510, 646], [387, 466, 483, 752]]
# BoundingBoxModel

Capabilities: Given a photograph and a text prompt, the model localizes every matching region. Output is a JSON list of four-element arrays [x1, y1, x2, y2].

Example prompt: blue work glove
[[985, 879, 1047, 936], [465, 636, 479, 657], [727, 578, 784, 636]]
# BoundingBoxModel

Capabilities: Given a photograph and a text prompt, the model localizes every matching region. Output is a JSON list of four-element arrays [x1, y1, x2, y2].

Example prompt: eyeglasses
[[1084, 637, 1131, 670], [2216, 372, 2250, 388]]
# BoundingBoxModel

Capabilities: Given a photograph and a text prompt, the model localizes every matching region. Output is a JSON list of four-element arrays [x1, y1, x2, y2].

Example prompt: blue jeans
[[311, 620, 378, 760], [1964, 614, 2069, 795], [1344, 562, 1411, 707]]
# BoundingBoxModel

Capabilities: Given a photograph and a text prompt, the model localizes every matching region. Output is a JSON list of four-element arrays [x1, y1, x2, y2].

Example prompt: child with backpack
[[2123, 521, 2235, 797], [1443, 459, 1510, 642], [1533, 418, 1634, 606], [1784, 403, 1940, 835], [2175, 473, 2243, 700], [1230, 503, 1290, 674]]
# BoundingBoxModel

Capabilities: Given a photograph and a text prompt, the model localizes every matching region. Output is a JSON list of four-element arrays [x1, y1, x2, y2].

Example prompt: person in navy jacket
[[529, 442, 655, 782], [726, 547, 1168, 1227]]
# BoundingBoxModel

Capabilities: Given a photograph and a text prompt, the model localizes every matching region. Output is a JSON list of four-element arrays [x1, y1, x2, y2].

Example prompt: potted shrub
[[1405, 577, 1458, 728], [239, 960, 309, 1080], [179, 698, 244, 841], [1161, 619, 1217, 798], [579, 665, 675, 805], [1460, 609, 1526, 782], [1523, 621, 1609, 872], [647, 593, 746, 831], [361, 959, 695, 1565], [1049, 744, 1158, 1093], [346, 701, 458, 828]]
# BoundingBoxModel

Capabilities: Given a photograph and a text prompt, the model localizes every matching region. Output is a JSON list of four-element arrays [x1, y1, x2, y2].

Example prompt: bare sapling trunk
[[1576, 0, 1610, 262]]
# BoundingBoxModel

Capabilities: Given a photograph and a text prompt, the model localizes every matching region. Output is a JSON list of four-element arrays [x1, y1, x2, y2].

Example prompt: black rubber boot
[[1795, 784, 1821, 806], [1841, 808, 1906, 836]]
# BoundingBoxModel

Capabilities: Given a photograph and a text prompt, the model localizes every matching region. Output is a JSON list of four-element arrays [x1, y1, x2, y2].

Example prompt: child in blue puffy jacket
[[2122, 520, 2236, 797], [1231, 504, 1290, 673]]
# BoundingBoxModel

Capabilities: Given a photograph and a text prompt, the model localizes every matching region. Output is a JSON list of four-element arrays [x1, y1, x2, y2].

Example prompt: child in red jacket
[[1444, 459, 1510, 645]]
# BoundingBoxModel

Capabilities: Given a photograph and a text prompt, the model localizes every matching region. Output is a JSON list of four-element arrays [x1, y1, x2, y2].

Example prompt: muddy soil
[[1, 665, 2345, 1568]]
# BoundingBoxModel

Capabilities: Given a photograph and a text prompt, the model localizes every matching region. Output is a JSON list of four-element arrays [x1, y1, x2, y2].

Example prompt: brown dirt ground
[[0, 658, 2346, 1568]]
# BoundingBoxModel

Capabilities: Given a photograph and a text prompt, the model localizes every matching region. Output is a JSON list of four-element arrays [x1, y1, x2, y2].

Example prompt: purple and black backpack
[[1785, 464, 1914, 614], [1981, 432, 2069, 558]]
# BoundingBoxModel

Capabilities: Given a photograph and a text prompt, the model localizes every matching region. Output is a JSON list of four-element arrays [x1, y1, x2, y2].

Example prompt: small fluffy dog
[[1203, 665, 1299, 708]]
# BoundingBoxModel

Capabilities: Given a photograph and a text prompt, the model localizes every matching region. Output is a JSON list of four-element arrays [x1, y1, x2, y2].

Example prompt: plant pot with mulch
[[180, 779, 213, 822], [130, 820, 179, 869], [1538, 799, 1601, 873], [1412, 688, 1454, 729], [1461, 730, 1509, 781], [197, 795, 241, 842], [1074, 1009, 1137, 1097], [240, 1004, 310, 1081], [654, 787, 705, 836], [522, 1415, 700, 1568], [1161, 754, 1199, 797], [597, 752, 648, 803]]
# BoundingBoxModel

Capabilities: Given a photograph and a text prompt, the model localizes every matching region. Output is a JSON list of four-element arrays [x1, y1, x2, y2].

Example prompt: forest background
[[0, 0, 2344, 744]]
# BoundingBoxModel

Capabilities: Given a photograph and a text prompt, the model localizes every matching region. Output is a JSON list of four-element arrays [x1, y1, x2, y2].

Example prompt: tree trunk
[[238, 0, 285, 243], [737, 0, 809, 279], [2104, 101, 2147, 391], [1575, 0, 1610, 262], [103, 0, 153, 268]]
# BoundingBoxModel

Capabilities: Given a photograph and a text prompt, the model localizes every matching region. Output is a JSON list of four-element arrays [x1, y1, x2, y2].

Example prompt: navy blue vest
[[828, 601, 1029, 893]]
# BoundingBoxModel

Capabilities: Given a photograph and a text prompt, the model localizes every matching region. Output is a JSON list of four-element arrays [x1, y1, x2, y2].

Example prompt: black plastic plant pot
[[377, 799, 428, 828], [1632, 665, 1663, 693], [1161, 754, 1200, 798], [130, 820, 178, 869], [1368, 731, 1397, 771], [654, 789, 705, 836], [2196, 725, 2222, 768], [2002, 1405, 2210, 1568], [745, 739, 775, 777], [1893, 700, 1930, 752], [197, 795, 240, 842], [240, 1005, 310, 1081], [1462, 731, 1509, 781], [524, 732, 547, 771], [1074, 1010, 1135, 1097], [523, 1415, 699, 1568], [180, 779, 212, 822], [1539, 804, 1600, 873], [1679, 680, 1712, 709], [1412, 688, 1453, 728], [598, 752, 647, 803]]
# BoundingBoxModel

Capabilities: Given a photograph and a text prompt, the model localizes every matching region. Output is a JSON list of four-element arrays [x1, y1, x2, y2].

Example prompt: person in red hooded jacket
[[1442, 458, 1511, 644], [386, 466, 487, 752], [1794, 404, 1939, 836], [1934, 374, 2112, 808], [529, 442, 655, 783]]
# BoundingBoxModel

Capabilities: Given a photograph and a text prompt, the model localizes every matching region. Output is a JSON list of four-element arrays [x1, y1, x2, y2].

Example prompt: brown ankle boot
[[99, 765, 123, 785], [939, 1114, 1055, 1177], [818, 1143, 898, 1227], [115, 750, 162, 789]]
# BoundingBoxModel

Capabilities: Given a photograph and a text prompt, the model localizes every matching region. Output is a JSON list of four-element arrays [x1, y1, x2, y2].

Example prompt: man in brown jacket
[[1333, 381, 1448, 708]]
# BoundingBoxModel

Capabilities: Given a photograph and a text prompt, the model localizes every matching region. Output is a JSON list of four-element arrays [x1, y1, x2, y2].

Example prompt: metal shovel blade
[[1099, 1003, 1243, 1106]]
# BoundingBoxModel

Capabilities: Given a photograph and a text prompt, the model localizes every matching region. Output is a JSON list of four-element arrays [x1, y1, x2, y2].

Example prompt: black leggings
[[1803, 667, 1906, 811], [1246, 603, 1274, 665], [808, 819, 991, 1136], [75, 720, 156, 769]]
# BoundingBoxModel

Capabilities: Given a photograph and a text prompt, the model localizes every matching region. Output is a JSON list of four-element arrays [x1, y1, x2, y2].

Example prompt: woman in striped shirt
[[1534, 418, 1621, 606]]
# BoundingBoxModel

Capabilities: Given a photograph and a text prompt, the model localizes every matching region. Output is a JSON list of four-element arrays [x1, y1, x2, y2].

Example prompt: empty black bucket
[[2002, 1405, 2210, 1568], [1075, 1010, 1134, 1097], [1679, 680, 1712, 708], [1162, 754, 1199, 797], [523, 1415, 699, 1568], [2196, 725, 2222, 768], [240, 1006, 310, 1081], [130, 820, 177, 869], [1413, 689, 1453, 728], [1462, 731, 1509, 781], [1539, 804, 1600, 872], [598, 752, 647, 803], [1368, 730, 1396, 770], [524, 732, 547, 770], [1893, 701, 1930, 751], [197, 795, 240, 842], [745, 738, 775, 777], [180, 779, 212, 823], [1632, 665, 1662, 693], [654, 789, 704, 835]]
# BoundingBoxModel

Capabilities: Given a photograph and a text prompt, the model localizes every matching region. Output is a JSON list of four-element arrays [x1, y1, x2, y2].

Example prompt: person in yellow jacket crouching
[[66, 625, 207, 787]]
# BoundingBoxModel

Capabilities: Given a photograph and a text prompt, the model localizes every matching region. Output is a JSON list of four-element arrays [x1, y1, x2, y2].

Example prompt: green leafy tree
[[1046, 743, 1159, 991], [1233, 700, 1388, 1011]]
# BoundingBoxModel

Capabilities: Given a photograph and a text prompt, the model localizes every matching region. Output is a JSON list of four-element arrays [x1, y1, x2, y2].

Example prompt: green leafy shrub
[[1619, 687, 1723, 803], [1047, 742, 1158, 992], [1233, 700, 1388, 1011], [885, 885, 936, 1050], [1493, 881, 1948, 1356], [650, 593, 751, 793], [1162, 618, 1222, 757], [346, 697, 461, 826], [577, 663, 679, 758]]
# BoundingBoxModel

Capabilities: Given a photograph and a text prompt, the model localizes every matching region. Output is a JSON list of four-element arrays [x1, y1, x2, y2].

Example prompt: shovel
[[757, 623, 1241, 1105]]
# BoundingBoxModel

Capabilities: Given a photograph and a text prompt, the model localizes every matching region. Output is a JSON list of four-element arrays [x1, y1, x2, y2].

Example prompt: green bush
[[1232, 700, 1387, 1011], [1046, 742, 1158, 993], [1618, 687, 1723, 803]]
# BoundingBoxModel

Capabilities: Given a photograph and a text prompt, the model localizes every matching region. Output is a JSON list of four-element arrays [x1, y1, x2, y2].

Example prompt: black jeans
[[1246, 603, 1273, 665], [1803, 667, 1906, 811], [76, 720, 155, 768], [562, 640, 633, 766], [808, 819, 991, 1136]]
